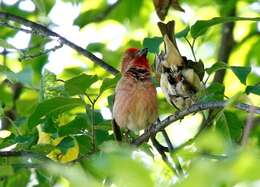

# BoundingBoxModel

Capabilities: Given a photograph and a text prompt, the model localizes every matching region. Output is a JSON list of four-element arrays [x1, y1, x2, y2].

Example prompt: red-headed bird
[[112, 48, 158, 141]]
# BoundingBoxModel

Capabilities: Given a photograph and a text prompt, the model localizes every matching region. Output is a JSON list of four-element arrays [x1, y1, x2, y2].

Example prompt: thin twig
[[0, 12, 119, 75], [84, 93, 101, 151], [161, 130, 184, 176], [241, 106, 255, 146], [19, 42, 63, 61], [0, 21, 33, 34], [151, 137, 180, 177], [91, 103, 96, 151], [132, 101, 260, 146]]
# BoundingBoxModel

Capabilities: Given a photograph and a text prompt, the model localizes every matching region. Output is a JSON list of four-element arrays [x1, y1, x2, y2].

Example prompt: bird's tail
[[112, 119, 122, 141], [157, 20, 179, 52]]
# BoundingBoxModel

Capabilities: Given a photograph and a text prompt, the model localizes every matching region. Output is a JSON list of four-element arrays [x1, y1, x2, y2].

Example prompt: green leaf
[[57, 136, 75, 154], [0, 165, 14, 177], [65, 74, 99, 96], [224, 111, 244, 142], [0, 65, 18, 83], [175, 26, 190, 38], [40, 70, 66, 101], [198, 83, 225, 102], [108, 0, 143, 22], [0, 84, 13, 107], [88, 145, 154, 187], [30, 144, 55, 154], [33, 0, 46, 15], [4, 168, 30, 186], [99, 74, 121, 95], [205, 62, 228, 75], [87, 42, 106, 52], [28, 97, 84, 128], [230, 66, 251, 85], [191, 17, 260, 39], [0, 38, 16, 49], [143, 37, 163, 53], [0, 134, 16, 149], [0, 65, 33, 86], [75, 135, 92, 156], [41, 118, 58, 134], [74, 9, 105, 28], [35, 169, 53, 187], [58, 115, 89, 137], [16, 66, 33, 86], [245, 84, 260, 95], [195, 130, 226, 154]]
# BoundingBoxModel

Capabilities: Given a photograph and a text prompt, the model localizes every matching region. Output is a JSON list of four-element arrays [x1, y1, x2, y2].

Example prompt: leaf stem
[[185, 37, 197, 62]]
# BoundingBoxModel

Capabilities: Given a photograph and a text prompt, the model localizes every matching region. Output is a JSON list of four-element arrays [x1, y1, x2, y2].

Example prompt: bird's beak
[[137, 48, 148, 57]]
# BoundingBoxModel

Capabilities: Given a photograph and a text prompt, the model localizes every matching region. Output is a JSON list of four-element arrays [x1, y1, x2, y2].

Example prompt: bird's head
[[121, 48, 150, 74]]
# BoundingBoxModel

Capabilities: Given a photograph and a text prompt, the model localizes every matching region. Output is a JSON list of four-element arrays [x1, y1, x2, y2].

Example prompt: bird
[[112, 48, 158, 141], [155, 20, 204, 110], [152, 0, 184, 21]]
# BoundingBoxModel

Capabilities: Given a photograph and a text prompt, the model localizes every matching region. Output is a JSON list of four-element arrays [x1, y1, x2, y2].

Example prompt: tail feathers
[[157, 20, 178, 49], [112, 119, 122, 141]]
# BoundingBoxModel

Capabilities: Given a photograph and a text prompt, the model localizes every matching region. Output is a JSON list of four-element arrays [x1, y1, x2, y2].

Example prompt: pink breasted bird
[[112, 48, 158, 141]]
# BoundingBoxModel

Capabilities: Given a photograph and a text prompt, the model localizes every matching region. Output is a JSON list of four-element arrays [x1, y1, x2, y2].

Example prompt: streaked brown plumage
[[112, 48, 158, 141], [155, 21, 204, 110]]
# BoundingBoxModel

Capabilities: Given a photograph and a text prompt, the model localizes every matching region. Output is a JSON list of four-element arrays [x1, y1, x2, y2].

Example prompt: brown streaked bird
[[112, 48, 158, 141], [155, 20, 204, 110]]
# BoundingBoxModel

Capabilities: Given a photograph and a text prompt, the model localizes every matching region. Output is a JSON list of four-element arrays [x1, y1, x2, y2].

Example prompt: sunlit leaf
[[87, 42, 106, 52], [175, 26, 190, 38], [28, 97, 84, 128], [191, 17, 260, 39], [40, 70, 65, 101], [109, 0, 143, 22], [0, 65, 18, 83], [205, 62, 228, 75], [65, 74, 99, 96], [58, 115, 89, 137], [99, 74, 121, 95]]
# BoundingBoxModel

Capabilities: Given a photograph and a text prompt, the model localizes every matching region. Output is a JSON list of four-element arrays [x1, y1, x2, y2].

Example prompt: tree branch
[[0, 12, 119, 75], [213, 6, 236, 83], [132, 101, 260, 146]]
